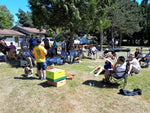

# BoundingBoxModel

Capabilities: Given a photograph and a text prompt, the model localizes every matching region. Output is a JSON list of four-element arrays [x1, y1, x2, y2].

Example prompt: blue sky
[[0, 0, 30, 23], [0, 0, 148, 25]]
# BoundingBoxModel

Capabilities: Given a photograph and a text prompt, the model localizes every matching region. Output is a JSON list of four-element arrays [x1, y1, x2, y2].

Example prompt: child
[[89, 58, 113, 77]]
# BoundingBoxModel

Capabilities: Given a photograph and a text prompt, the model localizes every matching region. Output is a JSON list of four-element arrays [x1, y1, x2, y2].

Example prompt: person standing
[[20, 37, 28, 49], [52, 40, 58, 55], [29, 35, 35, 51], [33, 39, 47, 80]]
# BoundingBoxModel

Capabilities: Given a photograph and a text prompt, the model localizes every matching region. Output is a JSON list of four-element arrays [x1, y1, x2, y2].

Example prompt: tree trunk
[[100, 31, 103, 51], [119, 31, 122, 47], [111, 26, 114, 49], [70, 28, 74, 48]]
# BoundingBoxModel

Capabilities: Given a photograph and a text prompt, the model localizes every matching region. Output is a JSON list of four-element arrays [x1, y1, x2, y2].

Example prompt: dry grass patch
[[0, 58, 150, 113]]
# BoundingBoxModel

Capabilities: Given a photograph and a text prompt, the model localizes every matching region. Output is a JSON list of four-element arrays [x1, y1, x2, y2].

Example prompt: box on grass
[[46, 68, 65, 80], [47, 76, 67, 82], [47, 79, 66, 87]]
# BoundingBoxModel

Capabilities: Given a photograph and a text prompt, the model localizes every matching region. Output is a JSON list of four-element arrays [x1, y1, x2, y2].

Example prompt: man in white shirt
[[128, 54, 141, 75], [91, 44, 97, 60], [104, 56, 126, 82]]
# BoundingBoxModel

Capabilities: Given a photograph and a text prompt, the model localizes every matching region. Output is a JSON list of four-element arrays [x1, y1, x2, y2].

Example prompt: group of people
[[21, 38, 47, 80], [0, 36, 18, 62], [90, 47, 150, 83], [134, 47, 150, 67]]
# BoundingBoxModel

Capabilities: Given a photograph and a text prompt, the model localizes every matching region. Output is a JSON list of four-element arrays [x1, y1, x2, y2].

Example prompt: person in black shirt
[[134, 48, 141, 59]]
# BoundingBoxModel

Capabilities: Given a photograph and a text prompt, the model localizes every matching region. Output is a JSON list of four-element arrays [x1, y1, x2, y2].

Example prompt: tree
[[16, 8, 34, 27], [140, 0, 150, 45], [28, 0, 116, 49], [88, 0, 116, 51], [0, 5, 14, 29], [107, 0, 142, 47]]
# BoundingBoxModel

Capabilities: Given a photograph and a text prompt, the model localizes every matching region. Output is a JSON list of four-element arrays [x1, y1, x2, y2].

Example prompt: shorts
[[107, 70, 120, 78], [37, 62, 47, 70], [92, 51, 96, 55], [131, 66, 140, 74]]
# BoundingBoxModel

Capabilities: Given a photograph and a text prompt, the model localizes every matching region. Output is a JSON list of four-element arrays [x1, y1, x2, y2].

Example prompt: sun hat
[[105, 58, 112, 64]]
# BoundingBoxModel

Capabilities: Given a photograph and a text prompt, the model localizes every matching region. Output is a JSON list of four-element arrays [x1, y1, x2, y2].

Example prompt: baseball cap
[[128, 54, 134, 58]]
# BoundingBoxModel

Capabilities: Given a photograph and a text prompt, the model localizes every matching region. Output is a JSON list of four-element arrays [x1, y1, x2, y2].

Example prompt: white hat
[[23, 46, 28, 49], [105, 58, 112, 64]]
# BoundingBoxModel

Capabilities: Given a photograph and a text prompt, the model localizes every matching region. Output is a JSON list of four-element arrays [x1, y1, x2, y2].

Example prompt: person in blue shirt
[[68, 47, 76, 63], [21, 46, 36, 72], [52, 40, 58, 55], [61, 48, 68, 62], [89, 58, 113, 77], [28, 35, 36, 51], [139, 48, 150, 67]]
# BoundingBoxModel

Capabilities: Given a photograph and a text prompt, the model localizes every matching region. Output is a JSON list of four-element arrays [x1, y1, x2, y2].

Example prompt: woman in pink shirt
[[9, 42, 16, 55]]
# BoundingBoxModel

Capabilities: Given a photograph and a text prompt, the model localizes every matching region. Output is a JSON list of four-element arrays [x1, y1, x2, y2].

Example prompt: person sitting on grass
[[103, 56, 126, 83], [91, 44, 97, 60], [111, 51, 117, 60], [89, 58, 113, 77], [138, 48, 150, 67], [128, 54, 141, 75], [68, 47, 76, 64], [134, 48, 141, 59], [60, 48, 68, 63]]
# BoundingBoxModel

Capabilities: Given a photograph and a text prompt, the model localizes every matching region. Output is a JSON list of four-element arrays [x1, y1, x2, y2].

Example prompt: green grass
[[0, 46, 150, 113]]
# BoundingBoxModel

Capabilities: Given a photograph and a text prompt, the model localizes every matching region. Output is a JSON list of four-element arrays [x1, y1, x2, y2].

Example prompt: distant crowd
[[0, 35, 150, 81]]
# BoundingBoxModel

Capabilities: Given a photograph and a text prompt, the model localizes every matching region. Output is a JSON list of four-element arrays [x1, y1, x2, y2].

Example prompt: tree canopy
[[0, 5, 14, 29], [16, 8, 34, 27]]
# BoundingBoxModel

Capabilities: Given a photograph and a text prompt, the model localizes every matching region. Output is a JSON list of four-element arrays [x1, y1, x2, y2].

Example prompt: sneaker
[[89, 72, 93, 75], [39, 76, 41, 80], [94, 74, 99, 77], [28, 74, 33, 77], [31, 69, 33, 74], [131, 73, 135, 76], [43, 76, 46, 80]]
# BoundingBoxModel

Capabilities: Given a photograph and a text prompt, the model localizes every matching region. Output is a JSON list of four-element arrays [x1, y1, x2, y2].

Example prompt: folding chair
[[110, 61, 130, 88], [8, 50, 17, 60]]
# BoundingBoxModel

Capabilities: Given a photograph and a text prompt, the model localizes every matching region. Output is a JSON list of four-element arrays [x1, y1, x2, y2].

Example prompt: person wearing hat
[[0, 36, 10, 62], [103, 56, 126, 83], [33, 38, 47, 80], [128, 54, 141, 75], [21, 46, 35, 73], [89, 58, 113, 77]]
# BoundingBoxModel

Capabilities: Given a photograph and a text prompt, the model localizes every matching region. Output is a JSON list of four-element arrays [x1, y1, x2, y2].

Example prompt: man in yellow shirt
[[33, 38, 47, 80]]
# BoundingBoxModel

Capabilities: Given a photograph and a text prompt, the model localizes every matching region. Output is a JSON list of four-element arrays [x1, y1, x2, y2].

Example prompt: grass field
[[0, 46, 150, 113]]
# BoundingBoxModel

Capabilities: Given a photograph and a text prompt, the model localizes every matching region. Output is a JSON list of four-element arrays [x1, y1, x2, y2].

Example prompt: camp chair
[[8, 50, 17, 60], [17, 49, 23, 59], [110, 61, 130, 88]]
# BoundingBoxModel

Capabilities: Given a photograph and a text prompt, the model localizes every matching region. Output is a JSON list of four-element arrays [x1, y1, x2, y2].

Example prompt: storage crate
[[47, 79, 66, 87], [46, 76, 67, 82], [46, 68, 65, 80]]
